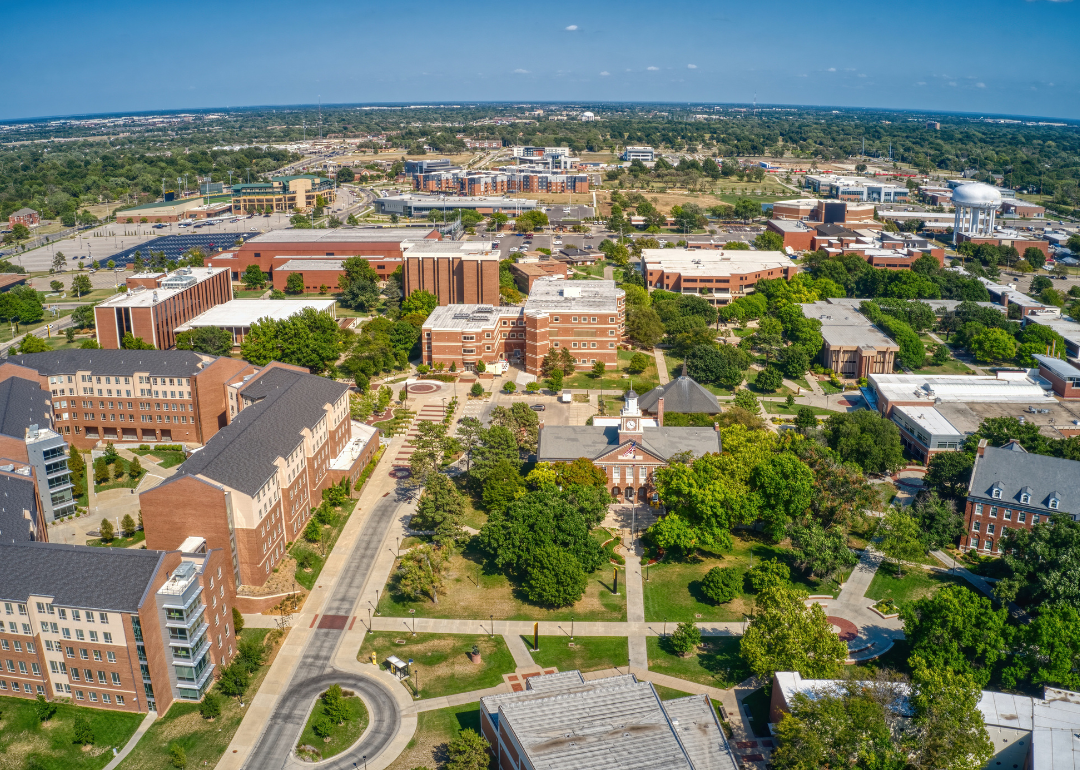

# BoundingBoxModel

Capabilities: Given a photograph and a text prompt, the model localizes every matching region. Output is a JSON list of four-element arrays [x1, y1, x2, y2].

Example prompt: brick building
[[421, 279, 625, 374], [229, 175, 336, 214], [1032, 355, 1080, 399], [94, 267, 233, 350], [0, 537, 235, 714], [139, 364, 377, 603], [962, 440, 1080, 554], [955, 232, 1050, 258], [642, 249, 799, 306], [507, 260, 568, 293], [801, 301, 898, 379], [403, 240, 502, 306], [2, 350, 254, 449], [174, 299, 337, 348], [114, 198, 209, 224], [8, 208, 40, 228]]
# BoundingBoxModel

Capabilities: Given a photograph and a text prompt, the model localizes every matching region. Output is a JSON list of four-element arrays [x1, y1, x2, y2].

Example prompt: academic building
[[641, 249, 799, 306], [229, 175, 336, 213], [402, 240, 502, 306]]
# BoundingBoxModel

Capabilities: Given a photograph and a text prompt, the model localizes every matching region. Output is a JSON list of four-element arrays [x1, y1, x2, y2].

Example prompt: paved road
[[241, 489, 407, 770]]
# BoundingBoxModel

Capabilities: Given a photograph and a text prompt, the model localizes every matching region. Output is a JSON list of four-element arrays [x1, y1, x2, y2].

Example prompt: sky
[[2, 0, 1079, 121]]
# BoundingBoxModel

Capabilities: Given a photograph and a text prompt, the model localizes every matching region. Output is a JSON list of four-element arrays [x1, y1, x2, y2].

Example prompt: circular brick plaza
[[827, 616, 859, 642], [406, 382, 440, 394]]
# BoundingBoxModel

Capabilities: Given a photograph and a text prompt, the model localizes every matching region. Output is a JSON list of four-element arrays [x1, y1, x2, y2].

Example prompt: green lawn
[[819, 380, 843, 394], [86, 530, 145, 548], [117, 629, 280, 770], [292, 498, 358, 591], [646, 636, 750, 689], [642, 535, 841, 623], [1, 309, 77, 346], [92, 458, 143, 493], [130, 448, 186, 469], [915, 358, 975, 375], [762, 402, 836, 416], [0, 694, 145, 770], [233, 289, 268, 298], [561, 349, 661, 393], [295, 690, 368, 761], [525, 635, 628, 673], [358, 633, 515, 700], [385, 703, 481, 770], [651, 684, 695, 701], [742, 686, 774, 737], [865, 561, 964, 607]]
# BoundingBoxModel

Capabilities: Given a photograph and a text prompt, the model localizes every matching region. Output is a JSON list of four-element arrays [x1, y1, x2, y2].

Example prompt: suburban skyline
[[4, 0, 1078, 121]]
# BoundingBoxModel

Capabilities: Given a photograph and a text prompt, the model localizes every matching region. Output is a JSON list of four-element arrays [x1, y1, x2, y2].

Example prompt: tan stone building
[[801, 301, 898, 379]]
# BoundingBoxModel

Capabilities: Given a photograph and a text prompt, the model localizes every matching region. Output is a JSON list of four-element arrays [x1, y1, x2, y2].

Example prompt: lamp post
[[490, 615, 494, 638]]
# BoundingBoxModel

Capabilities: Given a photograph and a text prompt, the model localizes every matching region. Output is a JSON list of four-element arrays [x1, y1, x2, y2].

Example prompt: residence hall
[[641, 249, 798, 306], [174, 298, 337, 348], [766, 220, 945, 267], [208, 226, 441, 284], [410, 167, 589, 195], [963, 440, 1080, 555], [800, 301, 899, 379], [1, 349, 255, 450], [8, 208, 40, 228], [479, 670, 737, 770], [139, 364, 378, 607], [1033, 355, 1080, 399], [507, 259, 568, 293], [402, 240, 501, 307], [0, 537, 235, 714], [94, 267, 232, 350], [229, 174, 336, 213], [421, 279, 624, 374], [537, 389, 722, 505], [374, 194, 541, 219]]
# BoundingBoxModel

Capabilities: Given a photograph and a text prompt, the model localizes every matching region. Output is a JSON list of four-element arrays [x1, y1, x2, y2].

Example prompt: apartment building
[[402, 240, 502, 306], [0, 537, 234, 714], [800, 301, 899, 379], [8, 208, 40, 228], [1, 350, 254, 449], [422, 279, 625, 374], [374, 194, 539, 219], [621, 146, 655, 162], [230, 175, 336, 213], [211, 227, 441, 284], [963, 440, 1080, 554], [139, 364, 375, 605], [412, 167, 589, 195], [94, 267, 233, 350], [642, 249, 799, 306], [804, 175, 909, 203]]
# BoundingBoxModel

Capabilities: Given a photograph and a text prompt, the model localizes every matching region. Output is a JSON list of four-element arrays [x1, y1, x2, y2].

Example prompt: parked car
[[531, 404, 546, 411]]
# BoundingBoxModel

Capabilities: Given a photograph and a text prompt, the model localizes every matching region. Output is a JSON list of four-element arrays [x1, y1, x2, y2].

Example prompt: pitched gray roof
[[969, 444, 1080, 514], [0, 473, 39, 544], [0, 542, 164, 612], [639, 376, 722, 415], [8, 350, 210, 377], [0, 377, 50, 438], [537, 426, 721, 463], [177, 367, 348, 495]]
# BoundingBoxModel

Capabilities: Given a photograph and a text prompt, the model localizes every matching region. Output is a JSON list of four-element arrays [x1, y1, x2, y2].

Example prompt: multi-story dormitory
[[0, 537, 235, 714], [140, 363, 379, 609], [414, 166, 589, 195]]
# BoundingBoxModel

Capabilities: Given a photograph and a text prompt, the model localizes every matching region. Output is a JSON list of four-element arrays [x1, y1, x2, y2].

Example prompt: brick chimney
[[977, 438, 988, 456], [657, 397, 664, 428]]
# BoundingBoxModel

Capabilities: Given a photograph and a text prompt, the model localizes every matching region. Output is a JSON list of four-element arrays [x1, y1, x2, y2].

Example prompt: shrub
[[470, 382, 485, 397], [199, 692, 222, 720], [445, 728, 490, 770], [73, 717, 94, 745], [35, 694, 56, 722], [169, 742, 187, 769], [216, 663, 250, 698], [668, 621, 702, 656], [628, 352, 650, 374], [700, 566, 741, 604], [749, 559, 790, 592], [503, 380, 516, 394], [312, 714, 333, 739], [525, 381, 540, 393], [232, 607, 245, 633]]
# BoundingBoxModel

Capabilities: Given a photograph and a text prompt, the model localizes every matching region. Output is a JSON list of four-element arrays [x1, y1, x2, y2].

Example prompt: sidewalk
[[623, 535, 648, 670], [654, 348, 670, 385], [102, 711, 156, 770], [368, 616, 745, 637]]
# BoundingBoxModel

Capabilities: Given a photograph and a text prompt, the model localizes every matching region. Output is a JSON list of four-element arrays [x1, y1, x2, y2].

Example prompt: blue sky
[[3, 0, 1078, 121]]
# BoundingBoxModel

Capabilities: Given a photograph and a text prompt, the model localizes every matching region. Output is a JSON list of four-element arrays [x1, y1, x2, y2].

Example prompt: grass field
[[915, 357, 975, 375], [0, 694, 145, 770], [130, 447, 186, 469], [864, 561, 964, 607], [91, 458, 142, 493], [116, 628, 282, 770], [562, 349, 661, 393], [651, 684, 695, 701], [295, 690, 368, 761], [646, 636, 749, 689], [525, 635, 629, 673], [292, 498, 358, 591], [385, 703, 481, 770], [86, 530, 145, 548], [357, 633, 514, 700], [377, 538, 627, 622], [642, 534, 842, 623], [762, 402, 835, 416]]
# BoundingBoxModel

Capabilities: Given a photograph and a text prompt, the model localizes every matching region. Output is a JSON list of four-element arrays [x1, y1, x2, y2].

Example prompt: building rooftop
[[243, 227, 439, 244], [401, 240, 498, 257], [381, 193, 540, 208], [0, 468, 38, 544], [0, 542, 165, 612], [275, 259, 346, 272], [8, 350, 211, 378], [537, 425, 721, 463], [116, 197, 205, 213], [424, 304, 522, 331], [1032, 354, 1080, 381], [767, 218, 815, 233], [1026, 315, 1080, 347], [800, 302, 898, 350], [639, 376, 722, 415], [891, 405, 965, 438], [642, 249, 795, 276], [97, 267, 227, 309], [868, 371, 1054, 407], [524, 279, 624, 313], [0, 377, 51, 440], [175, 299, 337, 332], [969, 442, 1080, 514], [177, 366, 348, 496]]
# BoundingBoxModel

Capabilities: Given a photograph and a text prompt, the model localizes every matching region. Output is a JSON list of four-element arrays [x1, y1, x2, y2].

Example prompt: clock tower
[[618, 389, 644, 445]]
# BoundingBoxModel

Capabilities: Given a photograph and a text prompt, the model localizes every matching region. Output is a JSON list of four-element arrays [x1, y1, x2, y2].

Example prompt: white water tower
[[952, 182, 1002, 244]]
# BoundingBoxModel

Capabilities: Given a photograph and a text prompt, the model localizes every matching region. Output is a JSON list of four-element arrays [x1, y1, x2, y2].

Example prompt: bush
[[199, 692, 222, 720], [445, 728, 490, 770], [748, 559, 790, 592], [73, 716, 94, 745], [233, 607, 245, 633], [503, 380, 516, 394], [312, 714, 333, 739], [169, 742, 187, 769], [470, 382, 485, 398], [628, 352, 650, 373], [525, 381, 540, 393], [668, 621, 702, 656], [700, 566, 741, 604], [35, 694, 56, 722]]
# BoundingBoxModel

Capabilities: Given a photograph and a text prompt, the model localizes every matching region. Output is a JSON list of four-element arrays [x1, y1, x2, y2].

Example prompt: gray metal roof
[[0, 542, 165, 612], [1032, 355, 1080, 381], [0, 472, 39, 544], [524, 280, 624, 313], [276, 259, 346, 271], [8, 350, 210, 378], [800, 302, 898, 350], [537, 426, 721, 463], [968, 444, 1080, 514], [245, 227, 435, 244], [639, 377, 722, 415], [0, 377, 50, 439], [663, 694, 739, 770], [177, 367, 348, 496]]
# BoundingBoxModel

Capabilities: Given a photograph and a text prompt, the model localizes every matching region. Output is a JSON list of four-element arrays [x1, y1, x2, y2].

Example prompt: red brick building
[[403, 240, 502, 306], [94, 267, 232, 350], [1033, 355, 1080, 399], [642, 249, 799, 306], [8, 208, 40, 228], [422, 280, 625, 373], [956, 232, 1049, 257], [508, 260, 569, 293]]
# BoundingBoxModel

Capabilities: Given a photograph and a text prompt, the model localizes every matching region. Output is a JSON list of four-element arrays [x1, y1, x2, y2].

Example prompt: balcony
[[165, 607, 206, 631]]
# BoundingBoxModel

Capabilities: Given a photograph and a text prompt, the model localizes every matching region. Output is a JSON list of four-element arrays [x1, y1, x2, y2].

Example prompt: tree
[[970, 327, 1016, 363], [121, 332, 153, 350], [924, 451, 975, 499], [1024, 247, 1046, 271], [754, 365, 783, 393], [71, 275, 90, 300], [469, 382, 484, 397], [71, 304, 95, 329], [482, 459, 526, 515], [49, 280, 63, 292], [667, 620, 702, 656], [312, 714, 333, 740], [93, 457, 109, 485], [396, 544, 448, 603], [911, 492, 964, 548], [284, 272, 305, 294], [409, 419, 455, 484], [794, 407, 818, 431], [627, 352, 649, 373], [502, 380, 516, 394], [412, 474, 466, 545], [322, 684, 352, 725], [35, 694, 56, 722], [401, 290, 439, 320], [175, 326, 234, 356], [469, 425, 520, 485], [1002, 603, 1080, 690], [591, 360, 606, 378], [788, 520, 856, 583], [901, 584, 1007, 687], [169, 743, 187, 769], [823, 410, 904, 475], [740, 584, 848, 681], [700, 567, 741, 604], [199, 692, 222, 720], [240, 308, 343, 374], [523, 544, 588, 607], [99, 518, 115, 543], [1000, 514, 1080, 610], [51, 252, 66, 273], [732, 388, 759, 413], [19, 335, 51, 353], [748, 559, 790, 592], [733, 198, 760, 222], [625, 306, 664, 347], [241, 264, 266, 290], [127, 456, 144, 481], [908, 656, 994, 770], [232, 607, 245, 634], [754, 229, 785, 252], [751, 453, 813, 540], [217, 662, 250, 698], [876, 507, 925, 577], [445, 728, 490, 770]]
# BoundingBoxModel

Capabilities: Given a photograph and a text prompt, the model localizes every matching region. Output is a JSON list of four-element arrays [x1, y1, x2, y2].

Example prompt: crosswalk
[[392, 404, 447, 467]]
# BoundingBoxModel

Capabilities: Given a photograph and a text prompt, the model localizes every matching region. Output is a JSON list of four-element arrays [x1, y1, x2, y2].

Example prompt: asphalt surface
[[241, 488, 407, 769]]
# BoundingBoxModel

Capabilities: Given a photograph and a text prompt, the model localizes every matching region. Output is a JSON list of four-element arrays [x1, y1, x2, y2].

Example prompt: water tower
[[952, 182, 1002, 244]]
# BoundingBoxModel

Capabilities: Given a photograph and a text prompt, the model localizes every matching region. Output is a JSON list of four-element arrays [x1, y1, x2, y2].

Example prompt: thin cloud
[[599, 71, 610, 76], [565, 24, 578, 30], [513, 69, 529, 74], [976, 82, 986, 88], [687, 64, 697, 69], [827, 67, 836, 72], [647, 66, 659, 71]]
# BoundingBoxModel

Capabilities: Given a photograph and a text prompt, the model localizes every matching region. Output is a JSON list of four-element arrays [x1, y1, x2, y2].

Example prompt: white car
[[553, 239, 563, 245]]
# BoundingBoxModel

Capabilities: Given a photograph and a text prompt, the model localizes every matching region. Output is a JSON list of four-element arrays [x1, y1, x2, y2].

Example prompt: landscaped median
[[357, 632, 514, 700], [295, 685, 368, 763]]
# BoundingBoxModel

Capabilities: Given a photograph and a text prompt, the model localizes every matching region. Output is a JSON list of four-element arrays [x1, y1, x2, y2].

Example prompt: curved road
[[242, 488, 409, 769]]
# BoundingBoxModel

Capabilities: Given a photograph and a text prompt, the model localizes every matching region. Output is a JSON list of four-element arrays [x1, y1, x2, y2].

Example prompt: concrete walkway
[[623, 536, 648, 670], [503, 632, 537, 668], [102, 711, 156, 770], [802, 371, 825, 396], [654, 348, 670, 384], [368, 617, 745, 637]]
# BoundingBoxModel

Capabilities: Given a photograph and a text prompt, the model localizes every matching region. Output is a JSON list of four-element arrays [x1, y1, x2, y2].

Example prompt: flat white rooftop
[[98, 267, 226, 309], [892, 405, 965, 438], [642, 249, 795, 276], [401, 240, 498, 257], [174, 299, 336, 332], [245, 227, 437, 244], [869, 371, 1054, 406]]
